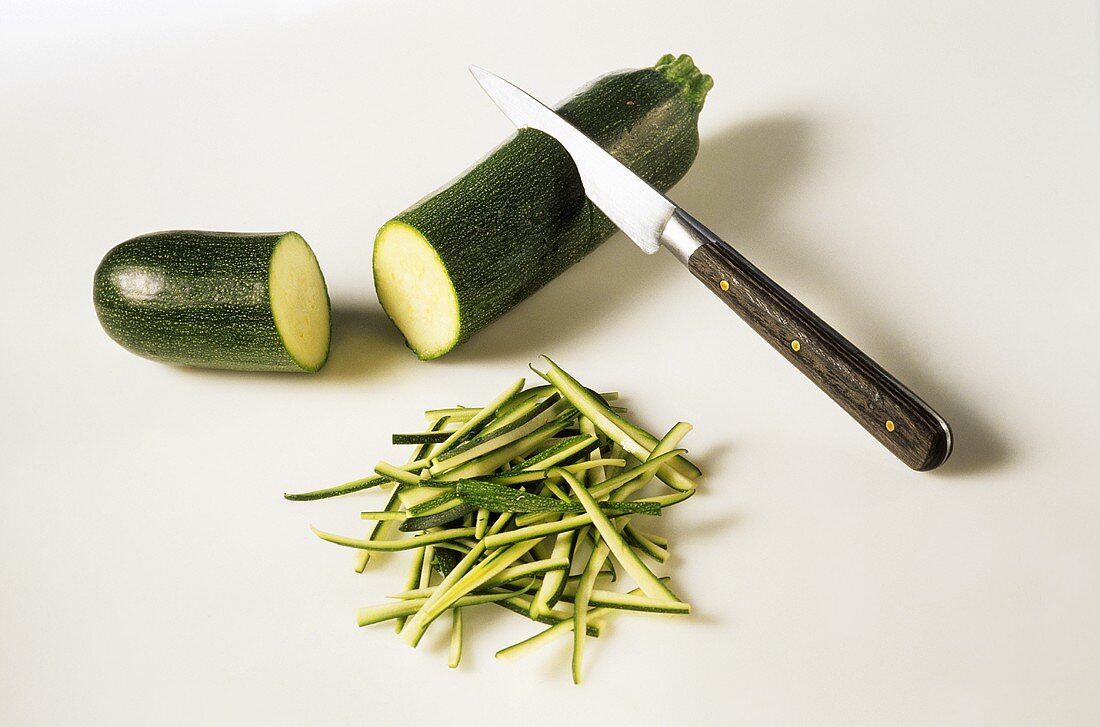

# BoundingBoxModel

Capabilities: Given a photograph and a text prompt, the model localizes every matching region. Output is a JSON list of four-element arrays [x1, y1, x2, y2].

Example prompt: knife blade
[[470, 65, 953, 471]]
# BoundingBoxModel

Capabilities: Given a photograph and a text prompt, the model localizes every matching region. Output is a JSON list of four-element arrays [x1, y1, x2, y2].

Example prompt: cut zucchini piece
[[94, 230, 330, 372], [373, 56, 712, 359]]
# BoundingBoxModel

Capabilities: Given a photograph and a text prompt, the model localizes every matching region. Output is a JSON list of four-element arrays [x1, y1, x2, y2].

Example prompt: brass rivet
[[885, 420, 895, 432], [719, 279, 730, 291], [791, 340, 801, 352]]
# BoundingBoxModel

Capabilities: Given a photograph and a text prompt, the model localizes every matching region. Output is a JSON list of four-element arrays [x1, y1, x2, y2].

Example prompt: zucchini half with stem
[[373, 54, 713, 359]]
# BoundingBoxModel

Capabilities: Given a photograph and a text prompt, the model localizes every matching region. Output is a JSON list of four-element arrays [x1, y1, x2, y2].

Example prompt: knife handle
[[665, 210, 952, 471]]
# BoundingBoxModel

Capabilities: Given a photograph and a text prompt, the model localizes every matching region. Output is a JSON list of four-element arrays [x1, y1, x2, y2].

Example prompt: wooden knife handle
[[675, 215, 952, 470]]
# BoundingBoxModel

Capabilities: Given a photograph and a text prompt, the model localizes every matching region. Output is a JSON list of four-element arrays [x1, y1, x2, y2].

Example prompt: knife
[[470, 65, 952, 471]]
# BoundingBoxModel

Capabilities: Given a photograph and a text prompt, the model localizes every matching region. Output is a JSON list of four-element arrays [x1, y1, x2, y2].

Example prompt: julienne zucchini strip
[[283, 474, 389, 501], [534, 357, 698, 492], [430, 395, 566, 472], [448, 608, 463, 668], [510, 449, 687, 528], [388, 557, 570, 600], [311, 525, 477, 552], [495, 594, 601, 637], [573, 539, 611, 684], [495, 582, 671, 661], [354, 417, 449, 570], [556, 469, 681, 602], [454, 480, 662, 516], [622, 523, 669, 563], [291, 362, 704, 683], [432, 378, 526, 455], [357, 586, 531, 627]]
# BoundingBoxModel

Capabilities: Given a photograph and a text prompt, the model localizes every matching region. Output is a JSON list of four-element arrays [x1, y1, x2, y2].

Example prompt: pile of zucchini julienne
[[287, 358, 701, 684]]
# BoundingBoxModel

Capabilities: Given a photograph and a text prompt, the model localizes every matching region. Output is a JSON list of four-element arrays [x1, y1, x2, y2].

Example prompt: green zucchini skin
[[93, 230, 329, 372], [377, 54, 713, 359]]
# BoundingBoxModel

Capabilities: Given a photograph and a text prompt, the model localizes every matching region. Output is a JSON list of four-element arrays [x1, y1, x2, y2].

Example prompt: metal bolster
[[658, 209, 721, 265]]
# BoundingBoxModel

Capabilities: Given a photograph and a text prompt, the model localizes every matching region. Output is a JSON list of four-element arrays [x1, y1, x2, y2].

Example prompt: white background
[[2, 1, 1098, 725]]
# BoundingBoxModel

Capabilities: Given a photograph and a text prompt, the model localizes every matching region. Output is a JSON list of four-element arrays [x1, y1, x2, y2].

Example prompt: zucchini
[[373, 54, 713, 359], [294, 366, 702, 682], [454, 480, 661, 516], [448, 609, 463, 668], [557, 469, 681, 603], [94, 230, 330, 371]]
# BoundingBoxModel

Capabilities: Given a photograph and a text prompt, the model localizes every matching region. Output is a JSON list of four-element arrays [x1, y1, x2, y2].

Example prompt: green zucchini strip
[[557, 470, 680, 602], [283, 474, 389, 502], [638, 490, 696, 508], [622, 524, 669, 563], [490, 455, 619, 486], [578, 417, 607, 484], [573, 539, 611, 684], [448, 609, 463, 668], [495, 596, 600, 637], [635, 530, 669, 548], [611, 422, 694, 503], [359, 511, 407, 521], [482, 514, 592, 550], [399, 503, 477, 532], [474, 508, 489, 540], [480, 392, 561, 438], [616, 417, 703, 478], [356, 422, 445, 571], [454, 480, 661, 516], [507, 434, 598, 472], [374, 461, 424, 487], [584, 590, 689, 614], [398, 540, 487, 644], [421, 392, 615, 426], [432, 415, 573, 481], [401, 538, 541, 647], [389, 559, 567, 600], [433, 378, 526, 454], [353, 486, 402, 573], [496, 593, 638, 660], [357, 589, 521, 627], [542, 479, 572, 503], [392, 431, 452, 445], [396, 546, 427, 634], [310, 525, 476, 552], [485, 508, 516, 538], [483, 557, 570, 589], [442, 393, 559, 455], [583, 449, 690, 502], [424, 406, 478, 422], [529, 524, 575, 617], [536, 357, 698, 491], [604, 441, 627, 479], [406, 490, 461, 516], [429, 399, 570, 474]]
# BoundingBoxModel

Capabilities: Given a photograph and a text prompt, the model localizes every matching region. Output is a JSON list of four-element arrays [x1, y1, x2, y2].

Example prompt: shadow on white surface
[[320, 303, 409, 381], [171, 301, 410, 384]]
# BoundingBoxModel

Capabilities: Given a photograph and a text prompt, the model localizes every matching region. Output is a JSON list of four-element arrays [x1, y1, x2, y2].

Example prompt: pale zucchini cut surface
[[270, 232, 331, 372], [373, 220, 460, 360]]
